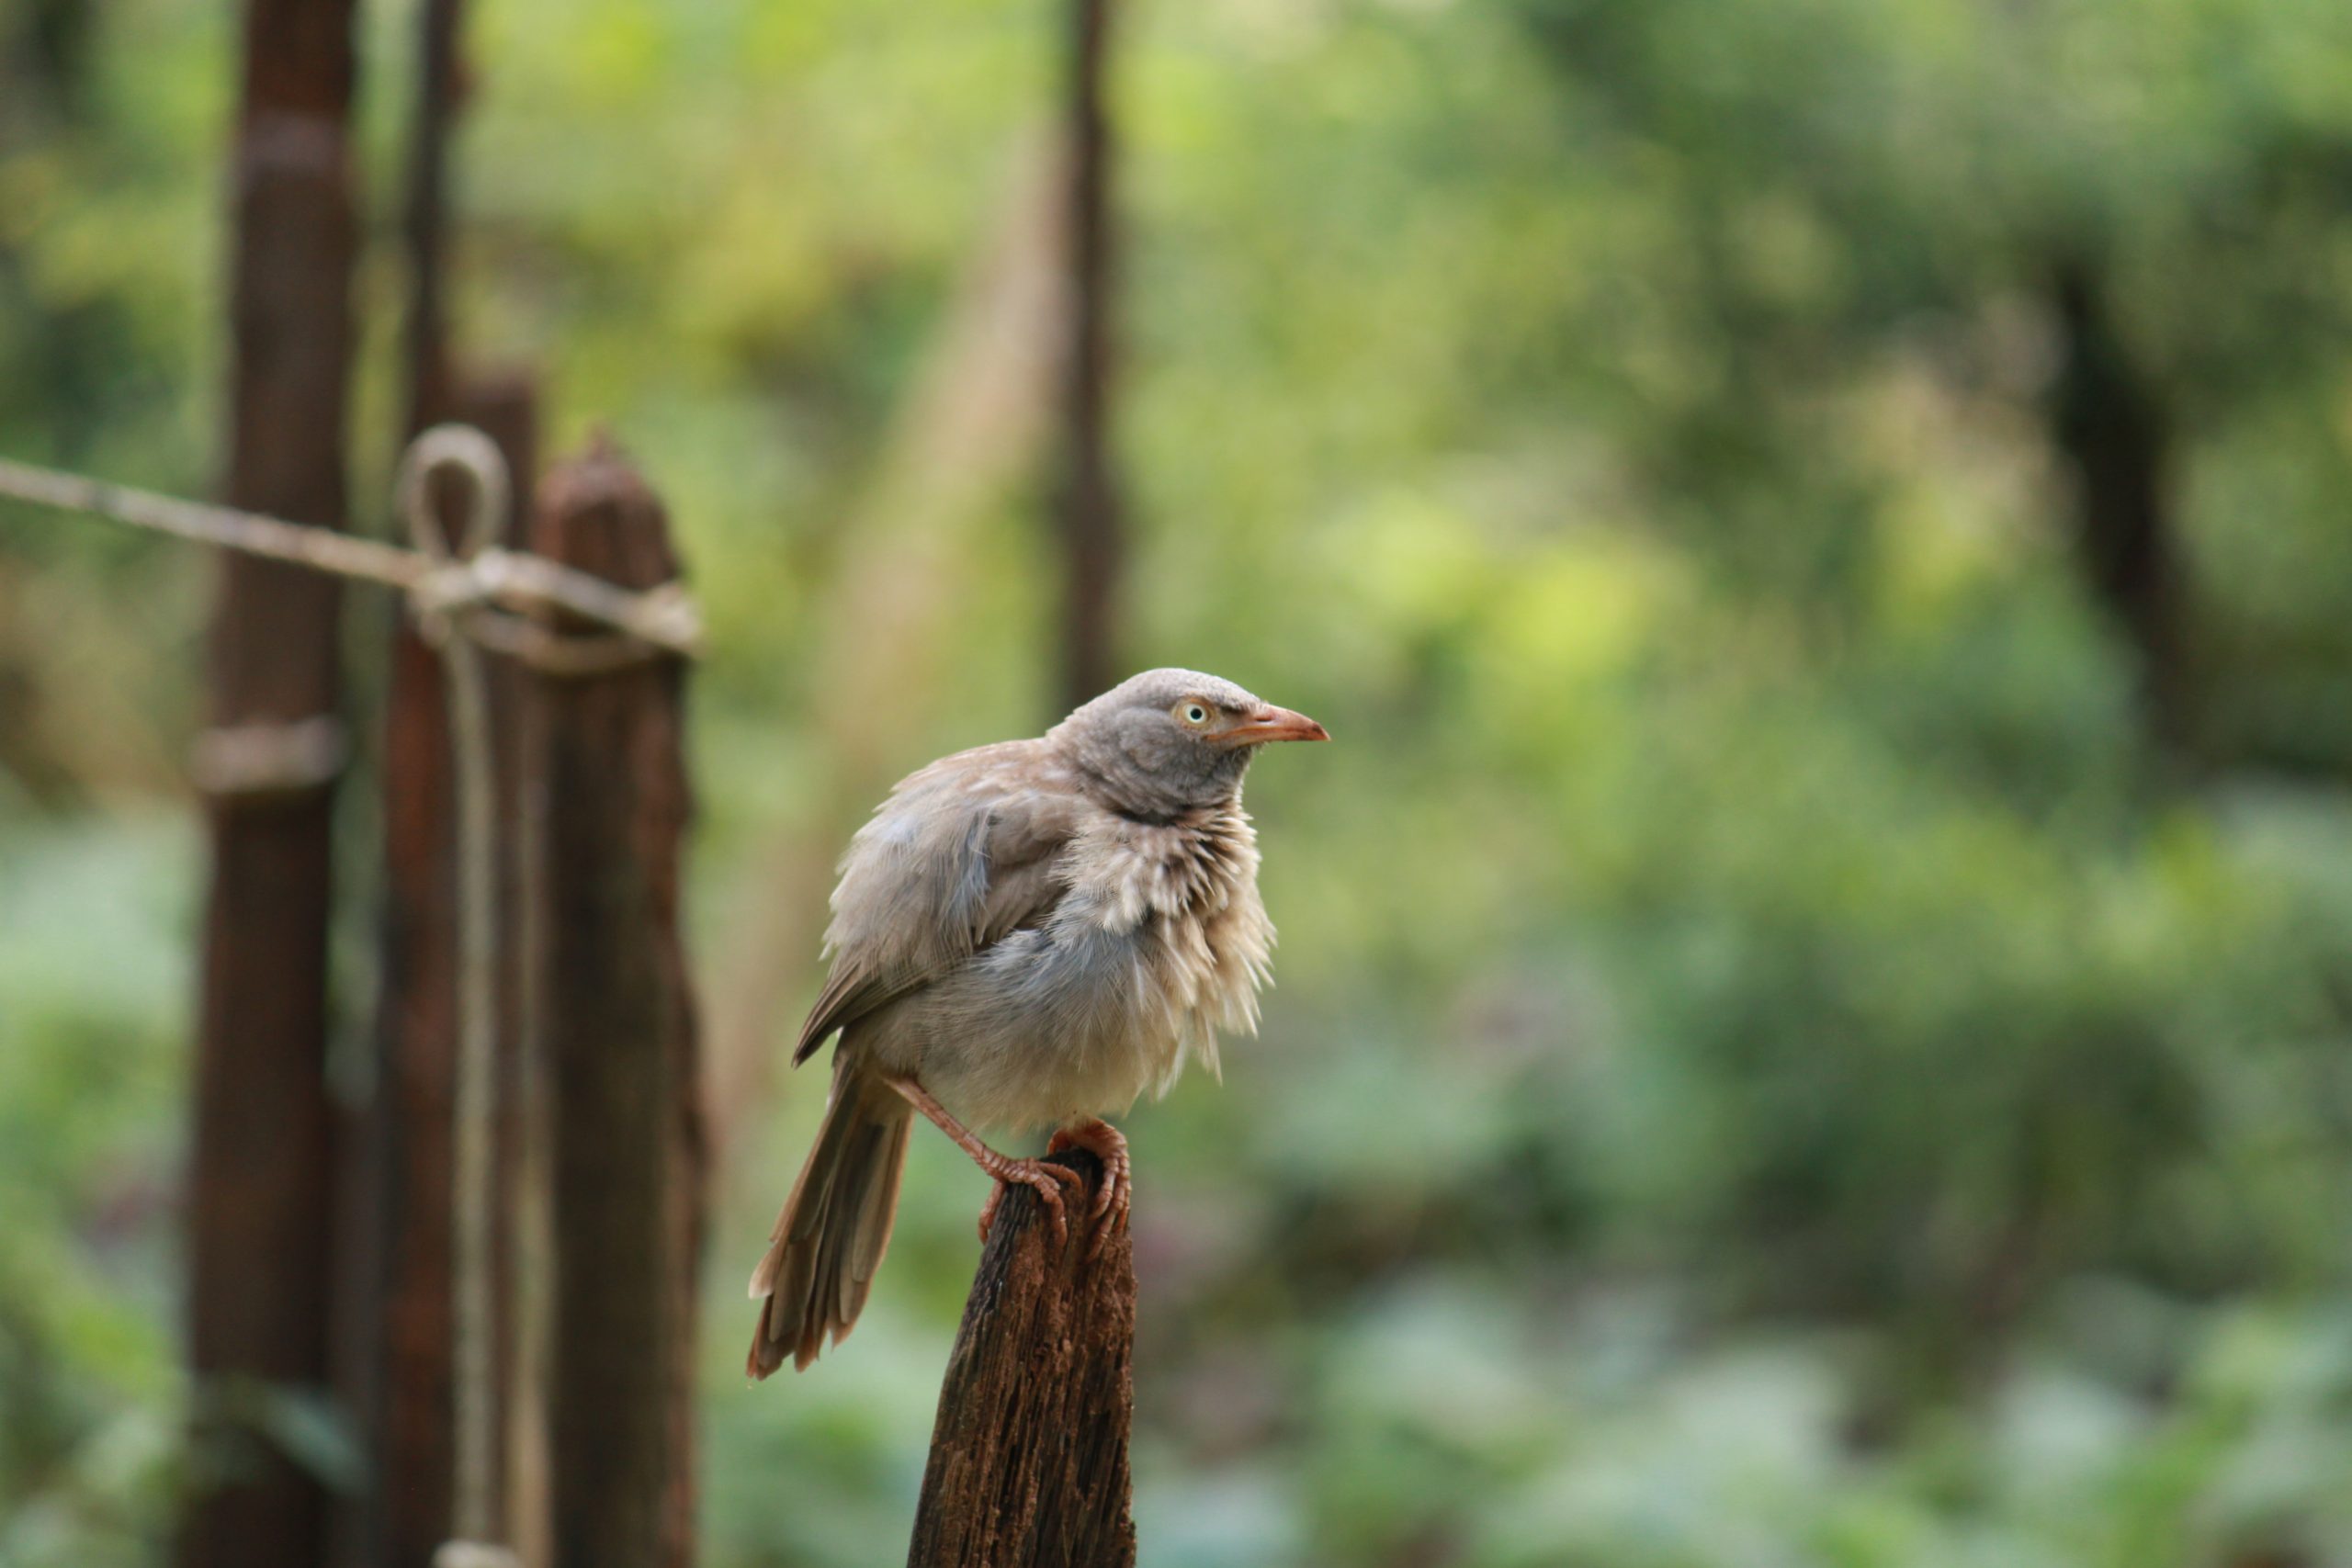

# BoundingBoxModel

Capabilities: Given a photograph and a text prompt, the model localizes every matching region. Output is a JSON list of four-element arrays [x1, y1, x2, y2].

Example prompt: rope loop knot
[[397, 424, 699, 673]]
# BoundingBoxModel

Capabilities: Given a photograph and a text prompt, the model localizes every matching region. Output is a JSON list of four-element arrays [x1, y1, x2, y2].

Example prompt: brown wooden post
[[178, 4, 360, 1568], [357, 378, 536, 1568], [524, 444, 702, 1568], [361, 569, 461, 1568], [346, 1, 540, 1557], [399, 0, 464, 437], [908, 1150, 1137, 1568], [1056, 0, 1123, 712]]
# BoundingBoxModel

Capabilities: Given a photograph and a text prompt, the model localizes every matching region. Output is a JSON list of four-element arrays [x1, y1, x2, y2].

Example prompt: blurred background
[[7, 0, 2352, 1564]]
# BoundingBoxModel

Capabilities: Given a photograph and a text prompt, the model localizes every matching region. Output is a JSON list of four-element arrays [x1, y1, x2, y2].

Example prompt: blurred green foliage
[[6, 0, 2352, 1564]]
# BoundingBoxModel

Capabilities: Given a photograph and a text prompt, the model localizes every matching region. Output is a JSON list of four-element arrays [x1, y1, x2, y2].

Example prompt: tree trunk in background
[[2049, 259, 2191, 759], [399, 0, 460, 436], [527, 446, 703, 1568], [1057, 0, 1122, 712], [5, 0, 96, 121], [179, 4, 358, 1567]]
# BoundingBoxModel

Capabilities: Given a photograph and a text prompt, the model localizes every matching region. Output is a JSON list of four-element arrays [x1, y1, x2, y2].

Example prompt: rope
[[0, 427, 698, 1565], [0, 451, 703, 664], [187, 715, 350, 798], [400, 428, 513, 1568]]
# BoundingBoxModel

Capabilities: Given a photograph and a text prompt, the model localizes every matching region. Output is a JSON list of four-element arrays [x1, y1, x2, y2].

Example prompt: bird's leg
[[886, 1076, 1085, 1247], [1047, 1118, 1131, 1259]]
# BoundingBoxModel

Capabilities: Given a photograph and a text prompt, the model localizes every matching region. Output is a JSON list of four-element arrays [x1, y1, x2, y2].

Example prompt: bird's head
[[1052, 667, 1329, 818]]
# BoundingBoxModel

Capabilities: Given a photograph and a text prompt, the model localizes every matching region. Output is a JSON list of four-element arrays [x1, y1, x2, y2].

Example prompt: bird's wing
[[790, 741, 1080, 1065]]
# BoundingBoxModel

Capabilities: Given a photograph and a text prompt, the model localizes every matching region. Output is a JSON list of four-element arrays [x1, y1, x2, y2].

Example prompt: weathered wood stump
[[908, 1148, 1136, 1568], [526, 445, 703, 1568]]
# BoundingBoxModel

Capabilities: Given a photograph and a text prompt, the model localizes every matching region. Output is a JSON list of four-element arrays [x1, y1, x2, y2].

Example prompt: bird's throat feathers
[[1052, 714, 1254, 822]]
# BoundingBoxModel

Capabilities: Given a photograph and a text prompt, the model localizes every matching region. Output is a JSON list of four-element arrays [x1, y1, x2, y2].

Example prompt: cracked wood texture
[[526, 445, 704, 1568], [908, 1148, 1136, 1568]]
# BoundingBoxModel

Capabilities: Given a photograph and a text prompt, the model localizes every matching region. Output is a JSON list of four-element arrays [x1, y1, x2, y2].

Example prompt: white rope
[[0, 451, 703, 663], [187, 715, 350, 798], [401, 428, 514, 1568]]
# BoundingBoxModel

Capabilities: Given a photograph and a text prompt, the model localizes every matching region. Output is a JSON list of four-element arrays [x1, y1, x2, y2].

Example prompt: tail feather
[[747, 1067, 912, 1377]]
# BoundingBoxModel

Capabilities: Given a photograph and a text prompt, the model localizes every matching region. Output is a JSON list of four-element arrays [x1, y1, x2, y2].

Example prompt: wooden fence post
[[908, 1149, 1136, 1568], [356, 377, 536, 1568], [523, 443, 702, 1568], [180, 2, 359, 1565], [350, 0, 536, 1554]]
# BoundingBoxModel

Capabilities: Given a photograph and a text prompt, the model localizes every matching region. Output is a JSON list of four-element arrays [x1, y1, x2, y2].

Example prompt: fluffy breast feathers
[[1056, 804, 1274, 1081]]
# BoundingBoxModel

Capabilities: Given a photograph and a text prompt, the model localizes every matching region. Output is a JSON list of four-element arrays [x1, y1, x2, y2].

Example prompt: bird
[[746, 668, 1328, 1376]]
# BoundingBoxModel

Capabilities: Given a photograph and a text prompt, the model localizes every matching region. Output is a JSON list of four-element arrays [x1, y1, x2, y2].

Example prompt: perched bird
[[747, 668, 1328, 1376]]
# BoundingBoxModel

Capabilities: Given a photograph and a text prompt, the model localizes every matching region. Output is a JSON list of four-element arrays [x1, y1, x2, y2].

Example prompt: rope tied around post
[[392, 427, 695, 1568], [399, 427, 515, 1568], [0, 441, 704, 668], [0, 427, 704, 1567], [400, 424, 695, 676]]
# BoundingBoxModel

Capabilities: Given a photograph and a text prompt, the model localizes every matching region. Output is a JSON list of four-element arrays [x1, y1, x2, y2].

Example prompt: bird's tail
[[746, 1066, 913, 1377]]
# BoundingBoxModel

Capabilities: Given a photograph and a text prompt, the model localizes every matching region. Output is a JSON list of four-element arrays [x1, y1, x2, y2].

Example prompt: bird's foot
[[884, 1075, 1088, 1248], [974, 1154, 1086, 1247], [1047, 1119, 1131, 1260]]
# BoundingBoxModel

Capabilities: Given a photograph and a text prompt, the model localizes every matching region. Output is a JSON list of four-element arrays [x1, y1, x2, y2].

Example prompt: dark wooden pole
[[399, 0, 461, 435], [526, 444, 703, 1568], [359, 382, 536, 1568], [361, 564, 461, 1567], [352, 0, 532, 1551], [908, 1150, 1137, 1568], [1057, 0, 1123, 712], [179, 2, 359, 1566]]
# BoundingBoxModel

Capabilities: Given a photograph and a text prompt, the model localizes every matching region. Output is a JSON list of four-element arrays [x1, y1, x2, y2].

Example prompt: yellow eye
[[1177, 701, 1211, 727]]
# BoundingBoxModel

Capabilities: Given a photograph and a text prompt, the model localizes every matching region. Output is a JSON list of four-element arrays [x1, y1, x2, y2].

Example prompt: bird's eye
[[1178, 702, 1210, 727]]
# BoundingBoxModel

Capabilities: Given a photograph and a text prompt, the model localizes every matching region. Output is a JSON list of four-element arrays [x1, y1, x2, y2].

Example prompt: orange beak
[[1222, 704, 1330, 747]]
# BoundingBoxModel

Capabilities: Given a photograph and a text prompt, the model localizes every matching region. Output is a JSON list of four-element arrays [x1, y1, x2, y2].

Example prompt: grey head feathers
[[1047, 667, 1270, 821]]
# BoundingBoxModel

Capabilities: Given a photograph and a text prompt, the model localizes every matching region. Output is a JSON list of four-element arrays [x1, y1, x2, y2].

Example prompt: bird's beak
[[1222, 705, 1330, 747]]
